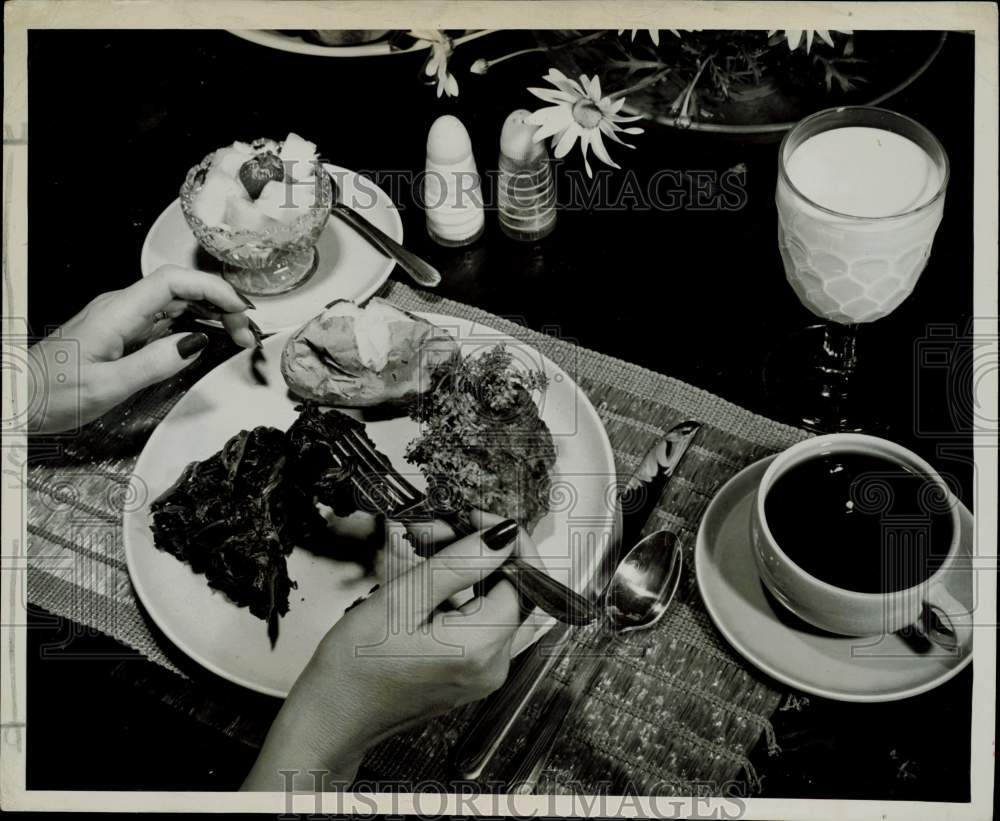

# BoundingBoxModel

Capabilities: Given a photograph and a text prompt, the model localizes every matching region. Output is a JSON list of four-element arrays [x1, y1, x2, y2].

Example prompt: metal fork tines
[[187, 299, 268, 385], [323, 422, 598, 626], [328, 426, 424, 514]]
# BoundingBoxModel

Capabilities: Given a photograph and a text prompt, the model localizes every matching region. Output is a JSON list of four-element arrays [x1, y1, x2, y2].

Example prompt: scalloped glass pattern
[[179, 151, 332, 295]]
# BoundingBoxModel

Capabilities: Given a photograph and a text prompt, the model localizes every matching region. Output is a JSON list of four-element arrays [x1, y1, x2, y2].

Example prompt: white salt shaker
[[424, 115, 484, 247], [498, 109, 556, 241]]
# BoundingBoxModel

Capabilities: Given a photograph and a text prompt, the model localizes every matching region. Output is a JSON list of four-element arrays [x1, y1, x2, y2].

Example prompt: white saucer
[[140, 163, 402, 334], [695, 455, 974, 703]]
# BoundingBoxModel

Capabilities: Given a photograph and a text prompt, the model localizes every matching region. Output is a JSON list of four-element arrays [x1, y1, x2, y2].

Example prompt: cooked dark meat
[[285, 402, 366, 517]]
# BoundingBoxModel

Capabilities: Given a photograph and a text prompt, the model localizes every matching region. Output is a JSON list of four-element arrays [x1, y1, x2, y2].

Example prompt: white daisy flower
[[618, 28, 660, 46], [410, 29, 459, 97], [768, 29, 853, 53], [526, 69, 644, 177], [618, 29, 697, 43]]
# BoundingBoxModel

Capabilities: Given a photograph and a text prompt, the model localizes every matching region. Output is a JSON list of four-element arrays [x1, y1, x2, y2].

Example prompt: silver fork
[[188, 299, 268, 385], [323, 420, 598, 626]]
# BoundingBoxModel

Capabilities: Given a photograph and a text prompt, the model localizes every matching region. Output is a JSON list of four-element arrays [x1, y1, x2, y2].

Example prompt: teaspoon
[[325, 171, 442, 289], [509, 529, 684, 792]]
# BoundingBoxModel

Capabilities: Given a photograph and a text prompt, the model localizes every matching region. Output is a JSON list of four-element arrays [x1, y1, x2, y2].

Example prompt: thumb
[[94, 332, 209, 405], [396, 519, 520, 623]]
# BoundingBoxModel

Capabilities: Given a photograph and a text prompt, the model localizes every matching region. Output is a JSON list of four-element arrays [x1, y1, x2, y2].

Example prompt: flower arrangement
[[395, 28, 864, 175], [567, 28, 863, 129], [323, 28, 929, 178]]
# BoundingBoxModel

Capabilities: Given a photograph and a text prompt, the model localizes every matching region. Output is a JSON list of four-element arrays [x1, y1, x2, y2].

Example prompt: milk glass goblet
[[769, 106, 949, 432]]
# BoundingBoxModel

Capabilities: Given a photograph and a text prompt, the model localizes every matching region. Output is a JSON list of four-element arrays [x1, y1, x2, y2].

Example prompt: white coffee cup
[[750, 433, 972, 654]]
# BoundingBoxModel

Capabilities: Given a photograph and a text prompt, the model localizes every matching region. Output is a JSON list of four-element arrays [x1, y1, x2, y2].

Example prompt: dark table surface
[[25, 29, 978, 798]]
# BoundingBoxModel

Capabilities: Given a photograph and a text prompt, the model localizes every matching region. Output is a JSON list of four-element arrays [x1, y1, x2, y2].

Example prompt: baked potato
[[281, 299, 459, 407]]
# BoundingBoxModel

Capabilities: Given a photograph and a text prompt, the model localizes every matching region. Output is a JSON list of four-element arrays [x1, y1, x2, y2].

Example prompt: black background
[[25, 29, 979, 799]]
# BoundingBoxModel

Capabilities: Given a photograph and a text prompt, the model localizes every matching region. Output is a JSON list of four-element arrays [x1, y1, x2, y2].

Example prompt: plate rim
[[694, 454, 974, 703], [139, 162, 402, 334], [227, 29, 432, 58], [123, 312, 617, 698]]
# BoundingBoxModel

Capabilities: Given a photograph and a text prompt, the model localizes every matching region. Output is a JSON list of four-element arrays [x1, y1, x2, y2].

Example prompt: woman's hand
[[243, 513, 528, 792], [28, 264, 255, 433]]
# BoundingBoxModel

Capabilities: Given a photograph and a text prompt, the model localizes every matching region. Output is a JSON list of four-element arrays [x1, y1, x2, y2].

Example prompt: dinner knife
[[450, 419, 702, 780], [618, 419, 702, 550]]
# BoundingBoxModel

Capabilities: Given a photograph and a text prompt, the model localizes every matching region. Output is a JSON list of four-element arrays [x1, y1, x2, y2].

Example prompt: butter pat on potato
[[281, 299, 459, 407]]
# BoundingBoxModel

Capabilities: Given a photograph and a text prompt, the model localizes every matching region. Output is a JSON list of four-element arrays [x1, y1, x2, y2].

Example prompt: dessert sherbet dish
[[180, 133, 332, 296]]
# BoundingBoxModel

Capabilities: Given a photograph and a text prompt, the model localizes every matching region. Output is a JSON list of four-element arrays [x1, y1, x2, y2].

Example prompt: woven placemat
[[26, 280, 809, 793]]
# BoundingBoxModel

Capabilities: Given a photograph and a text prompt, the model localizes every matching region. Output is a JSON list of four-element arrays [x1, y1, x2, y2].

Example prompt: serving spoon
[[507, 529, 685, 792], [324, 170, 442, 289]]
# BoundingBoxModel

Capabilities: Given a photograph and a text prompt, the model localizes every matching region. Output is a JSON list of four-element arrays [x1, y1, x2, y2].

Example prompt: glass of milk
[[771, 106, 949, 430]]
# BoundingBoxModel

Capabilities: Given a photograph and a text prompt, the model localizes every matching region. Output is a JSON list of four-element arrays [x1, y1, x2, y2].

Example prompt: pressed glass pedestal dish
[[179, 154, 333, 296]]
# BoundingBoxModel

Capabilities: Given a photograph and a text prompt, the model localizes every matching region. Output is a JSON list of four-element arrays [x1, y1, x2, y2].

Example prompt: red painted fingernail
[[482, 519, 519, 551], [177, 332, 209, 358]]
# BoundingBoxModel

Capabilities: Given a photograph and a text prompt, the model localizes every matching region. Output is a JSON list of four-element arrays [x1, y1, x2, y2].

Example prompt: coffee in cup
[[750, 434, 971, 653]]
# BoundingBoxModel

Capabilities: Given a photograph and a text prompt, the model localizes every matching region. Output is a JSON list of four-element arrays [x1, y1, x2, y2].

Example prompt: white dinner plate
[[695, 455, 974, 703], [228, 30, 434, 58], [123, 314, 618, 698], [140, 163, 402, 334]]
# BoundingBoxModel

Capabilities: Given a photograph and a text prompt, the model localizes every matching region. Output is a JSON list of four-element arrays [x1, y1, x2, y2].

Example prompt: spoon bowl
[[504, 528, 685, 793], [605, 530, 684, 634]]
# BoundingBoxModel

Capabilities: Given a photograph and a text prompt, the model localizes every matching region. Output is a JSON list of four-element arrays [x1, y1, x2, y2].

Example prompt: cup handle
[[918, 584, 973, 655]]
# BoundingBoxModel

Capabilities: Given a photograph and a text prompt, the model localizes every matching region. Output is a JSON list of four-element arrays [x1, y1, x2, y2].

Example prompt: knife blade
[[450, 419, 702, 780], [618, 419, 702, 549]]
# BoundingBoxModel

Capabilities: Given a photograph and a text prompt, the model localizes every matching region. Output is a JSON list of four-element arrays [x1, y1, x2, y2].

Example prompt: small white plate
[[123, 314, 617, 698], [695, 455, 974, 703], [140, 163, 402, 334], [228, 30, 433, 58]]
